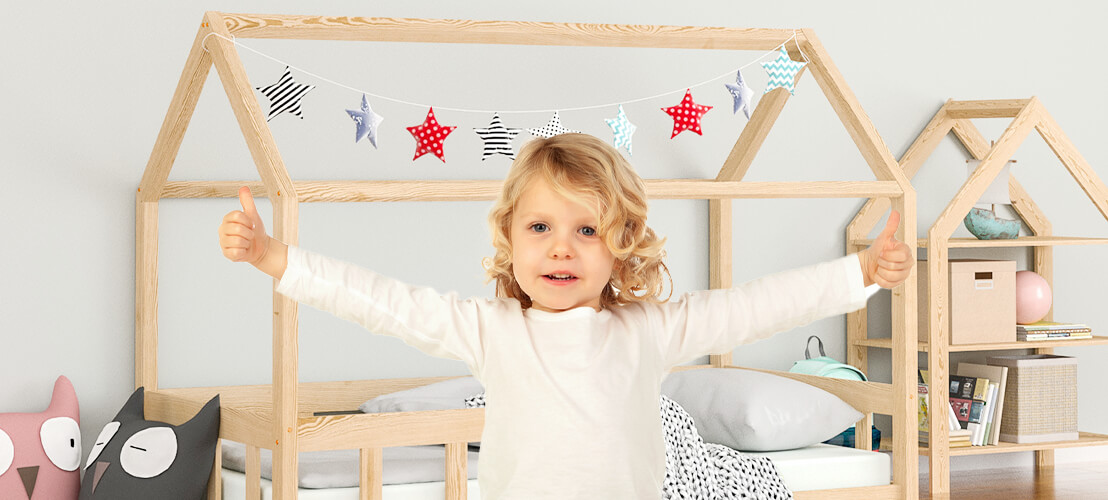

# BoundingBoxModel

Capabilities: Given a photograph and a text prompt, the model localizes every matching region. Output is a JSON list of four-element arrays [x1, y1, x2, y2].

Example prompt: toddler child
[[217, 133, 913, 499]]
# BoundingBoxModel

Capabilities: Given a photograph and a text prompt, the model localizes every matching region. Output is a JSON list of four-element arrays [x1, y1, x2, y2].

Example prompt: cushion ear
[[46, 375, 80, 423], [179, 395, 221, 443], [113, 387, 146, 422]]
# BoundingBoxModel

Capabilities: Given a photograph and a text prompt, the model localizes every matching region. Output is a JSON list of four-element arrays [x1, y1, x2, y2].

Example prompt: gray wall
[[3, 0, 1106, 477]]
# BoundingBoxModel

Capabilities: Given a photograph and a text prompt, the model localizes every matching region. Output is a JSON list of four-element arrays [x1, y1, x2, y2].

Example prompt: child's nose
[[548, 233, 574, 259]]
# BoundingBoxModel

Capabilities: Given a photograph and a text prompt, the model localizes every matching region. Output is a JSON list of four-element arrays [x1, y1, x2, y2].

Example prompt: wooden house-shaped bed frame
[[136, 12, 919, 500]]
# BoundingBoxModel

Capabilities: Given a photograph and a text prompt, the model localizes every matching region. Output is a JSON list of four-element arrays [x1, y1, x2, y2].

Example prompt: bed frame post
[[802, 27, 920, 499], [203, 10, 303, 499], [135, 16, 216, 392], [708, 198, 732, 368]]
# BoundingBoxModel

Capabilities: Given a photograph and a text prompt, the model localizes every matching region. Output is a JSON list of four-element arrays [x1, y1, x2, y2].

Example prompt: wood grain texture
[[299, 409, 485, 451], [709, 198, 733, 368], [944, 98, 1032, 119], [359, 448, 383, 500], [924, 244, 951, 497], [445, 443, 468, 500], [220, 12, 798, 50], [135, 200, 159, 391], [246, 444, 261, 500], [138, 19, 213, 201], [160, 179, 905, 201]]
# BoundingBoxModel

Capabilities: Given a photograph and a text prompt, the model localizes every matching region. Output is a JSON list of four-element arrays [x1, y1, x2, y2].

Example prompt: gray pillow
[[661, 368, 862, 452], [359, 376, 483, 413], [220, 440, 478, 488]]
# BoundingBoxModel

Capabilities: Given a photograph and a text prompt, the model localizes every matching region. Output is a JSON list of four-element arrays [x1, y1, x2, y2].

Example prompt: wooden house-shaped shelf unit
[[137, 12, 920, 500], [846, 97, 1108, 497]]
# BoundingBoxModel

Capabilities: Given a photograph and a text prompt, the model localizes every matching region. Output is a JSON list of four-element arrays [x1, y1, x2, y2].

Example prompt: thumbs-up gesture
[[861, 210, 914, 288], [218, 187, 271, 265]]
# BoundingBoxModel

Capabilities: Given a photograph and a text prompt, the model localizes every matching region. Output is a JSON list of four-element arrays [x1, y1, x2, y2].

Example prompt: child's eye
[[529, 223, 548, 233], [580, 226, 597, 237]]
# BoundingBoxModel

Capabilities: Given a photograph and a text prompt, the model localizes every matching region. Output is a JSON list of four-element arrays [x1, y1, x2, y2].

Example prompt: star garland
[[239, 34, 812, 161]]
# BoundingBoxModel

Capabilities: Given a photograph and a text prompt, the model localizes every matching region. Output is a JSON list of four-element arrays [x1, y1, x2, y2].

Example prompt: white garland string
[[201, 31, 807, 114]]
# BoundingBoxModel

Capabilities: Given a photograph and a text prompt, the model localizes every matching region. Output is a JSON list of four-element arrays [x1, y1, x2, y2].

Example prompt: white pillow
[[359, 376, 483, 413], [661, 368, 862, 451]]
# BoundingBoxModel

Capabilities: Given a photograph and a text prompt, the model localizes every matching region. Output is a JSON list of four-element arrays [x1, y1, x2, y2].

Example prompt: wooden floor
[[920, 461, 1108, 499]]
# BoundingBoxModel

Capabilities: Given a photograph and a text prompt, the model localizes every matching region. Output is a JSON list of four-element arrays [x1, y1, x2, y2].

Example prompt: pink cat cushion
[[0, 376, 81, 500]]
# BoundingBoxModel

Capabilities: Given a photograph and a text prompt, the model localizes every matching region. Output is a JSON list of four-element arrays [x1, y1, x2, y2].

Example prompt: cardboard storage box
[[918, 259, 1016, 345], [987, 355, 1078, 443]]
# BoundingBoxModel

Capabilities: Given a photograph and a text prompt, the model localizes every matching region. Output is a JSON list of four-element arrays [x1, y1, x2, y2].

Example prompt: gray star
[[346, 94, 385, 148], [725, 70, 755, 119]]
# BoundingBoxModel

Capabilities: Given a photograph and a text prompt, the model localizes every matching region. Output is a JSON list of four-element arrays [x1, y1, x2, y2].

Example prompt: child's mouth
[[544, 274, 577, 282]]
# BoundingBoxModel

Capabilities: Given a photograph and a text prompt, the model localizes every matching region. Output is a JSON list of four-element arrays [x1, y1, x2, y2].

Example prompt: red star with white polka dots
[[661, 89, 712, 138], [406, 107, 457, 162]]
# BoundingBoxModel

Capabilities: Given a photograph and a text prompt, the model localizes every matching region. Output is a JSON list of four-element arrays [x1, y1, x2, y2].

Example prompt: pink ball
[[1015, 270, 1052, 324]]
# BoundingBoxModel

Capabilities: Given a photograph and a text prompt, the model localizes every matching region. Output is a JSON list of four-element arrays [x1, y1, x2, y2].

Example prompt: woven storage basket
[[987, 354, 1078, 444]]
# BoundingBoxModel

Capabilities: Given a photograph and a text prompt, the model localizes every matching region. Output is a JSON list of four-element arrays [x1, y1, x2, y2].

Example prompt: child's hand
[[218, 187, 271, 266], [860, 210, 914, 289]]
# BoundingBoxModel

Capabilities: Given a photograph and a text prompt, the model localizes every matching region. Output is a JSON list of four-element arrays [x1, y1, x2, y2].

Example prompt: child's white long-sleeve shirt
[[276, 246, 867, 499]]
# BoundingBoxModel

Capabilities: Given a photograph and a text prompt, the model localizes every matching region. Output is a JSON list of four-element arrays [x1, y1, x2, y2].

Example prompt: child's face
[[510, 178, 616, 313]]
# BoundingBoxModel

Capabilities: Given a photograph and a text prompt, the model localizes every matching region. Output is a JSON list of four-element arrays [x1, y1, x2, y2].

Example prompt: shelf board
[[850, 236, 1108, 249], [920, 431, 1108, 456], [854, 336, 1108, 352]]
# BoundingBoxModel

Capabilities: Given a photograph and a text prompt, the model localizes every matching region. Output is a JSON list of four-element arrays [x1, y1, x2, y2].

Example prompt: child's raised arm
[[217, 186, 288, 280]]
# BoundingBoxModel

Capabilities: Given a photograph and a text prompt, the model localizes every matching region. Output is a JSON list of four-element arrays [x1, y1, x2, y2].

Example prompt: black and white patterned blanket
[[464, 393, 792, 499]]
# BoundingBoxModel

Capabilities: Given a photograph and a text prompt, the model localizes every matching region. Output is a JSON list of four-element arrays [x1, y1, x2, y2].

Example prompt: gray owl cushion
[[79, 387, 220, 499]]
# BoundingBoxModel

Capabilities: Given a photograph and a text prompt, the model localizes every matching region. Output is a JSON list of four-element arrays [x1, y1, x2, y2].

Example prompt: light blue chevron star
[[724, 70, 755, 119], [605, 105, 637, 155], [760, 46, 807, 95]]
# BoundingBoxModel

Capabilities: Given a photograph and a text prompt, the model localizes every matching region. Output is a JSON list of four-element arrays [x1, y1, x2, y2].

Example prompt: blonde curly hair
[[484, 133, 671, 309]]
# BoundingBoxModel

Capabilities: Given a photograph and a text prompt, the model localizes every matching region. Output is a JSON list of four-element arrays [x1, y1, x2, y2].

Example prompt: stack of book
[[1017, 321, 1092, 341], [918, 364, 1009, 447]]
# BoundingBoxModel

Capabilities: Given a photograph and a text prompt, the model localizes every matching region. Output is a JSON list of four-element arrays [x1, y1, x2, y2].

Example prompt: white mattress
[[221, 469, 481, 500], [748, 443, 891, 491], [222, 443, 888, 497]]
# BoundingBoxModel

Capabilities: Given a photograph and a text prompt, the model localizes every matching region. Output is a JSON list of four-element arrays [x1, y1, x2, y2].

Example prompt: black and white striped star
[[474, 113, 522, 160], [255, 66, 315, 122]]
